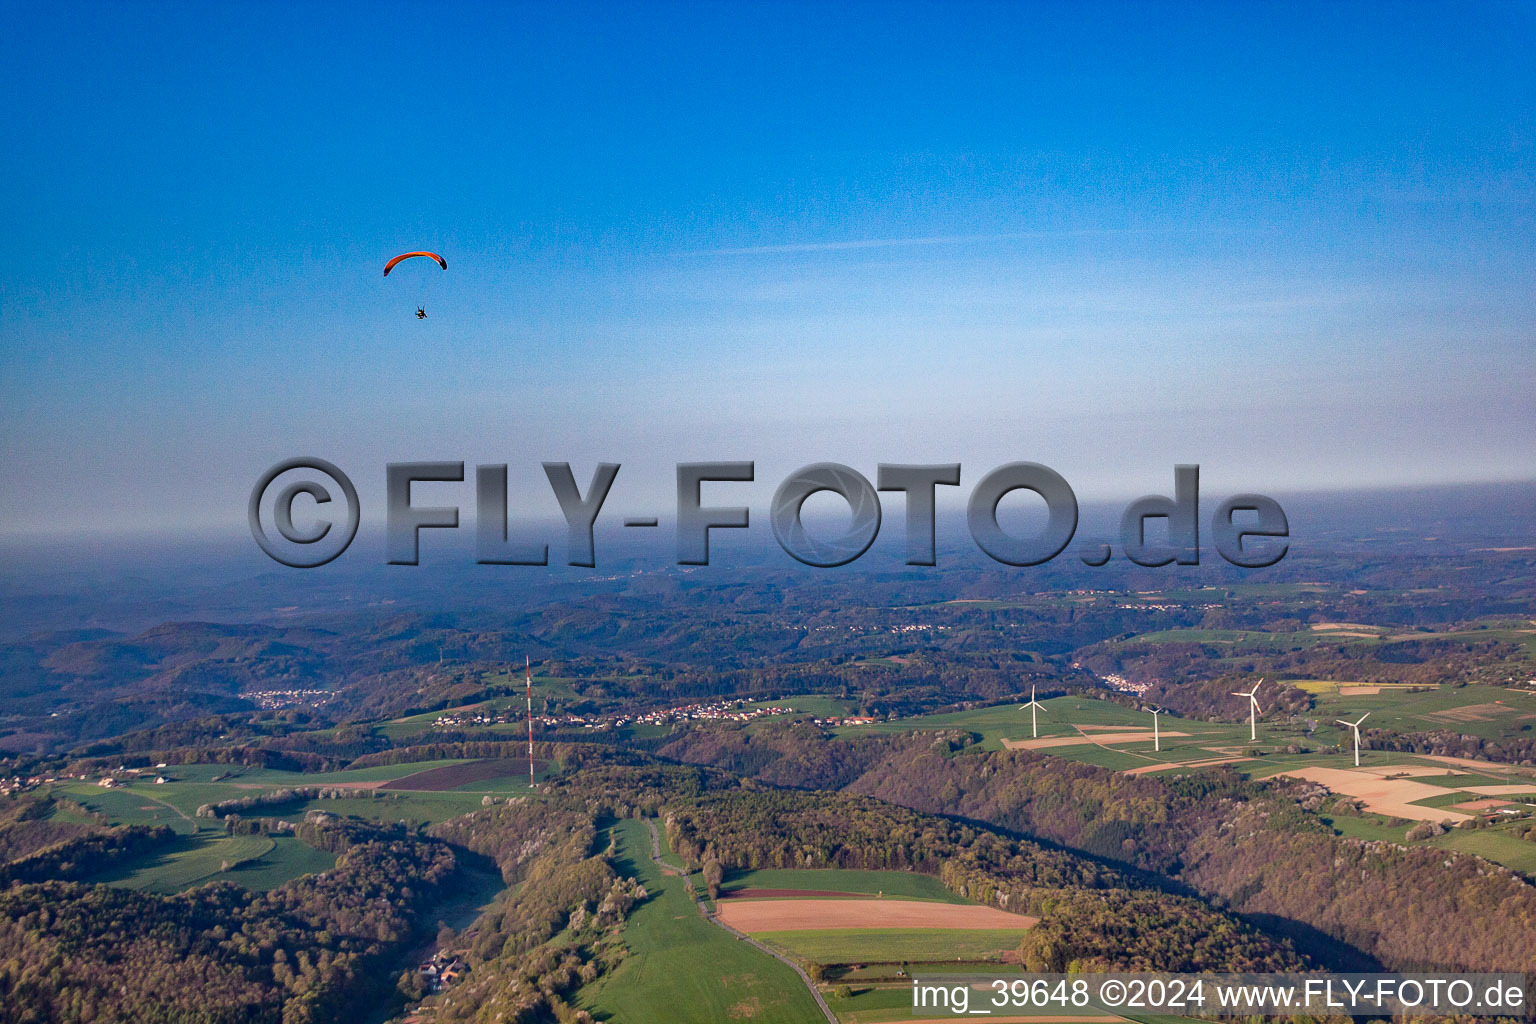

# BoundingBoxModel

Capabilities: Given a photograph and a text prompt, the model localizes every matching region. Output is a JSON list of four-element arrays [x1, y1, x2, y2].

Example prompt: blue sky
[[2, 1, 1532, 538]]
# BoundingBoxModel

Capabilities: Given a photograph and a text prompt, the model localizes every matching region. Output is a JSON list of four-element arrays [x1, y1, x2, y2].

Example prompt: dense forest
[[0, 816, 458, 1024], [660, 783, 1304, 972], [1367, 727, 1536, 767], [368, 763, 1319, 1021], [1, 532, 1533, 1020], [819, 741, 1536, 971], [421, 798, 642, 1023], [652, 718, 1536, 972]]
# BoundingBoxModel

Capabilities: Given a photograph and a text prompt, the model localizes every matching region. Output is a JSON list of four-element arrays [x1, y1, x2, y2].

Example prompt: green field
[[1428, 828, 1536, 875], [1293, 679, 1421, 695], [50, 784, 200, 833], [1320, 812, 1412, 843], [857, 695, 1254, 765], [756, 927, 1030, 964], [279, 791, 494, 824], [1411, 790, 1483, 809], [1305, 683, 1536, 743], [1036, 744, 1155, 770], [843, 683, 1536, 881], [1129, 627, 1335, 650], [744, 694, 856, 717], [43, 757, 534, 891], [715, 868, 1038, 987], [858, 682, 1536, 795], [226, 835, 341, 889], [865, 683, 1536, 757], [826, 984, 917, 1024], [826, 983, 1157, 1024], [720, 868, 966, 904], [578, 819, 822, 1024], [88, 832, 336, 894], [50, 756, 536, 832], [840, 961, 1028, 980], [1112, 619, 1536, 663]]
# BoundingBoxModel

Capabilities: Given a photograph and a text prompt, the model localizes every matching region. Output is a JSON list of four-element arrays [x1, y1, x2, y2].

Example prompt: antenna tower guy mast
[[526, 656, 535, 787]]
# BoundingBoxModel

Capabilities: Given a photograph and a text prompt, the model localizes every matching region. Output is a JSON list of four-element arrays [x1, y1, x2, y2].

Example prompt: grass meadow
[[578, 818, 822, 1024], [756, 927, 1030, 964]]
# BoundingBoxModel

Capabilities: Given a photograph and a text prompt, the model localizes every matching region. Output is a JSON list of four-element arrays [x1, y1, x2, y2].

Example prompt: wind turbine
[[1149, 705, 1166, 752], [1022, 686, 1046, 739], [1337, 712, 1370, 767], [1231, 678, 1263, 742]]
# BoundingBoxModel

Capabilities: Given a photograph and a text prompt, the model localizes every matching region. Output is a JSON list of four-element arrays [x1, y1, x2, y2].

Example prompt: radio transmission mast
[[525, 656, 535, 787]]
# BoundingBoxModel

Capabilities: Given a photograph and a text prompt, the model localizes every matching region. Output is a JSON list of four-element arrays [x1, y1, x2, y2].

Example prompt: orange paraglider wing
[[383, 251, 448, 276]]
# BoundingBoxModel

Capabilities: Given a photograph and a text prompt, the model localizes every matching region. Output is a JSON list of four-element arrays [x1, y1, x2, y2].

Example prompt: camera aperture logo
[[249, 459, 1289, 570]]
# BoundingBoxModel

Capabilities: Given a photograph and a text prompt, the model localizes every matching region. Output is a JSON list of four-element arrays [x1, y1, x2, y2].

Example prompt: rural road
[[643, 818, 838, 1024]]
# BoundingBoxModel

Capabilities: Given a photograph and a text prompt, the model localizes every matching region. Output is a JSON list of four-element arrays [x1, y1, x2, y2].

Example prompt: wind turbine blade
[[1251, 699, 1262, 714], [1357, 712, 1370, 724]]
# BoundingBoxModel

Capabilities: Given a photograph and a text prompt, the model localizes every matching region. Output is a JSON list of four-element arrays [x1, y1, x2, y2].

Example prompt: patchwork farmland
[[37, 754, 547, 895], [708, 868, 1037, 992], [856, 678, 1536, 876]]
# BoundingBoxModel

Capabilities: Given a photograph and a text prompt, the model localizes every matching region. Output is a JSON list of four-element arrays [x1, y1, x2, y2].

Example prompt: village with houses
[[430, 697, 800, 733]]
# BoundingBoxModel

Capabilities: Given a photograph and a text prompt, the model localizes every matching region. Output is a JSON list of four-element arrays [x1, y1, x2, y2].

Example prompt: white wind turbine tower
[[1231, 678, 1263, 742], [1022, 685, 1046, 739], [1338, 712, 1370, 767], [1149, 705, 1166, 752]]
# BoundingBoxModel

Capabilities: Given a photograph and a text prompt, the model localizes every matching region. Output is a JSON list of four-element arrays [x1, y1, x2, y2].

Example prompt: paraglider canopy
[[383, 251, 447, 275]]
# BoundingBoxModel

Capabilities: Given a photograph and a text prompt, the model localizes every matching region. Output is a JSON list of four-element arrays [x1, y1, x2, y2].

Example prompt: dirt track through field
[[1003, 730, 1187, 750], [1353, 765, 1449, 778], [134, 792, 196, 825], [380, 758, 532, 791], [1426, 703, 1517, 723], [715, 898, 1037, 932], [1421, 754, 1535, 776], [1122, 755, 1251, 774]]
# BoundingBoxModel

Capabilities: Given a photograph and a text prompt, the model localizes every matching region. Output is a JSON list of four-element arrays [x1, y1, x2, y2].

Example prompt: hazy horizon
[[4, 3, 1533, 537]]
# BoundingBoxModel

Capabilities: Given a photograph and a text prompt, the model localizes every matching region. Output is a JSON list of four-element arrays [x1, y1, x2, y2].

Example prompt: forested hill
[[555, 765, 1304, 973], [661, 724, 1536, 973], [0, 817, 457, 1024], [852, 748, 1536, 972]]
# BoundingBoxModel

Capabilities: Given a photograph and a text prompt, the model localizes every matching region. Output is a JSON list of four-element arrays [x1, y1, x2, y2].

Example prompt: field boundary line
[[134, 791, 198, 828], [643, 818, 837, 1024]]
